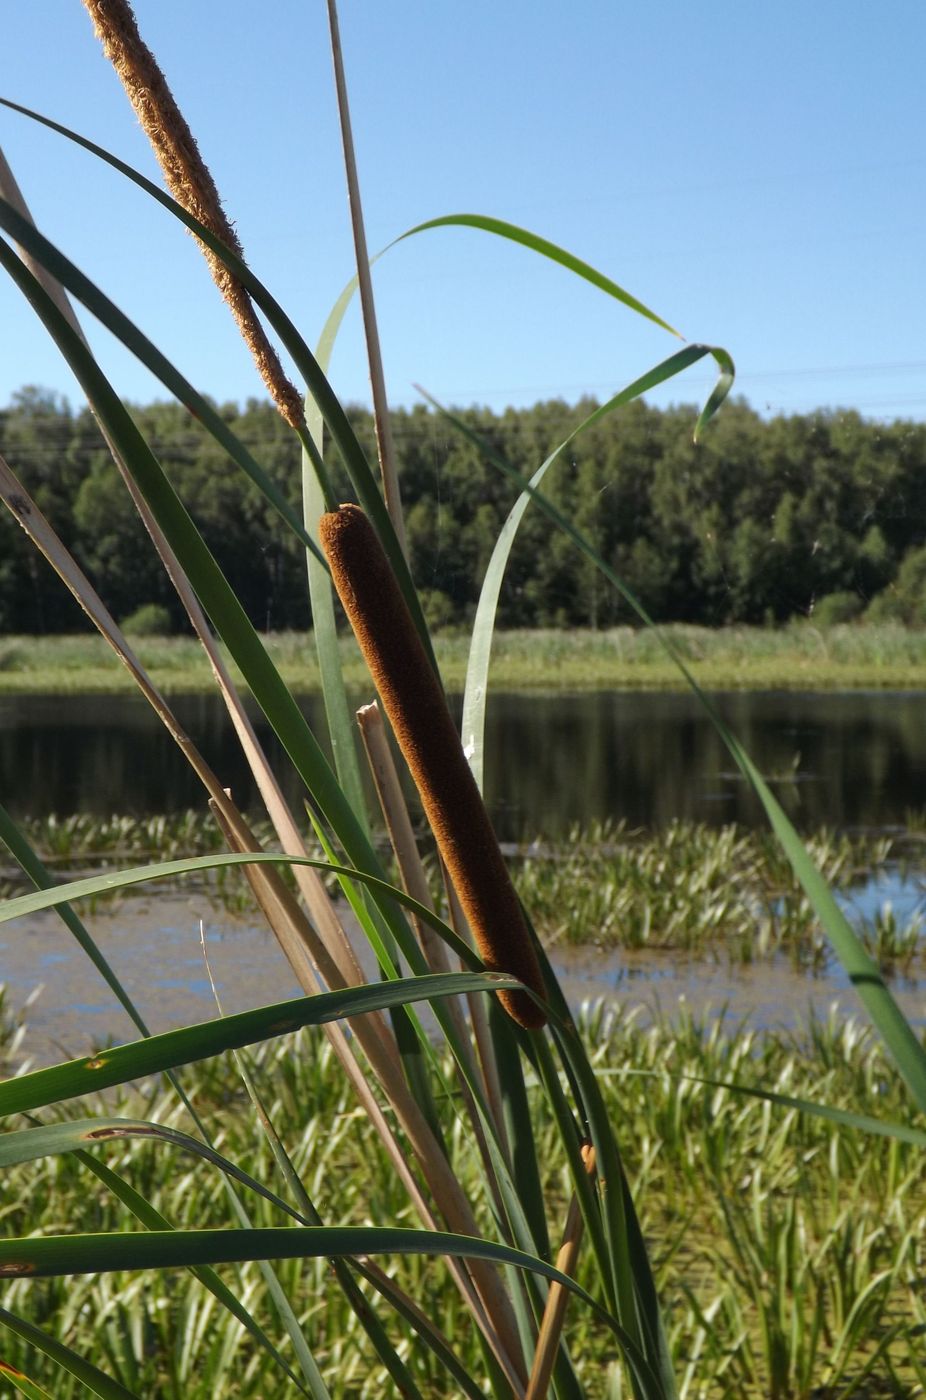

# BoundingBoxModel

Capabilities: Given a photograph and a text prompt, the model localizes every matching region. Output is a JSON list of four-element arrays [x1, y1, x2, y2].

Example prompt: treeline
[[3, 385, 926, 634]]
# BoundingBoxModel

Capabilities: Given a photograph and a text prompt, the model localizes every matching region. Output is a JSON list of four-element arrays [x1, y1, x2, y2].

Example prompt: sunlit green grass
[[4, 622, 926, 695], [0, 1007, 921, 1398]]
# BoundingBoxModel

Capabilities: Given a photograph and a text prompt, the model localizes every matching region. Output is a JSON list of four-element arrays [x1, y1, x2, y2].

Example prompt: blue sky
[[1, 1, 924, 422]]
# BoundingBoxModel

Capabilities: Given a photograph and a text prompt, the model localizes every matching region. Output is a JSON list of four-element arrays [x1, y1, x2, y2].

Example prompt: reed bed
[[6, 623, 926, 695]]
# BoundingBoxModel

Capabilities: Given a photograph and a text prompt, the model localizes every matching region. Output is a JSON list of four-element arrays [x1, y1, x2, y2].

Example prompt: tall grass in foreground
[[0, 2, 923, 1396]]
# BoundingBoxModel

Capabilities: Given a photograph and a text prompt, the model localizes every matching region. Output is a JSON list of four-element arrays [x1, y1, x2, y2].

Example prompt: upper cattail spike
[[82, 0, 305, 431]]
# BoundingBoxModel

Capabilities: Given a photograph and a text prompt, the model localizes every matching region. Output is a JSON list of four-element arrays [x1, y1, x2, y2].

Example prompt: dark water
[[1, 688, 925, 841]]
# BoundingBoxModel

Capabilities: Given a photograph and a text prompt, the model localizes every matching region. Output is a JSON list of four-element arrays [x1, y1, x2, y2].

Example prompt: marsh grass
[[0, 1011, 920, 1398]]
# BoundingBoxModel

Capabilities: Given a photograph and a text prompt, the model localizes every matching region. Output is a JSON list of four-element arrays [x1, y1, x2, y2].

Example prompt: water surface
[[2, 688, 926, 839]]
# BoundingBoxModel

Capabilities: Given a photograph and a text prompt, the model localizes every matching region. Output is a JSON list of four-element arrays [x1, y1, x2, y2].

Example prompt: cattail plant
[[321, 501, 548, 1030]]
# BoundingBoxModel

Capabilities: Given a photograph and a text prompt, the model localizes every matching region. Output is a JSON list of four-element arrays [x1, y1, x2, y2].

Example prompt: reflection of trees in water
[[484, 692, 926, 838], [3, 691, 926, 839]]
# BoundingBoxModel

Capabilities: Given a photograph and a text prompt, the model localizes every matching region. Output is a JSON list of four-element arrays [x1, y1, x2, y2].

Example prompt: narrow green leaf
[[0, 1306, 137, 1400], [219, 1046, 415, 1399], [0, 240, 441, 1016], [396, 214, 681, 337], [461, 345, 722, 791], [0, 1359, 54, 1400], [0, 820, 325, 1393], [301, 283, 370, 827], [428, 394, 926, 1119], [351, 1262, 489, 1400], [0, 1119, 305, 1225], [0, 848, 477, 970], [0, 198, 324, 565], [0, 801, 151, 1038], [0, 972, 520, 1119], [602, 1068, 926, 1147], [0, 1227, 659, 1394], [0, 98, 431, 659]]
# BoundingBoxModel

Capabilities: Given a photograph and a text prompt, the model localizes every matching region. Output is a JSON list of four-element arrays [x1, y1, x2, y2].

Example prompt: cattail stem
[[320, 503, 547, 1030]]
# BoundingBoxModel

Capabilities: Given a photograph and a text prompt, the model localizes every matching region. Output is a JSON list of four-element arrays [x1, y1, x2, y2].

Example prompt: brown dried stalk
[[325, 0, 407, 557], [320, 503, 548, 1030], [525, 1145, 598, 1400], [81, 0, 304, 430]]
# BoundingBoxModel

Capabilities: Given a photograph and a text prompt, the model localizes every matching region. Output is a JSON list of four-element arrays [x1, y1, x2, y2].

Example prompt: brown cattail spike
[[320, 503, 547, 1030], [82, 0, 305, 431]]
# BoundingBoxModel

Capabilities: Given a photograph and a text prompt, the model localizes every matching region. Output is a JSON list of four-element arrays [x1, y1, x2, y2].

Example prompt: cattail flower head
[[320, 503, 547, 1030], [82, 0, 305, 431]]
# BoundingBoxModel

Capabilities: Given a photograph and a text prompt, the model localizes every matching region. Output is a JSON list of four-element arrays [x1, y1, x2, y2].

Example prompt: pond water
[[3, 688, 926, 1058], [7, 893, 924, 1067], [2, 688, 926, 840]]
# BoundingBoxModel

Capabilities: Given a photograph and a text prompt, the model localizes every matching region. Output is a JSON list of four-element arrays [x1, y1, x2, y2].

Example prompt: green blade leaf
[[0, 197, 324, 565], [461, 344, 724, 791], [396, 213, 681, 337], [0, 97, 430, 657], [427, 393, 926, 1119], [608, 1068, 926, 1148], [0, 800, 151, 1039], [74, 1149, 315, 1397], [0, 1307, 137, 1400], [0, 972, 520, 1119], [0, 1227, 660, 1395], [0, 1119, 305, 1225], [0, 1359, 55, 1400]]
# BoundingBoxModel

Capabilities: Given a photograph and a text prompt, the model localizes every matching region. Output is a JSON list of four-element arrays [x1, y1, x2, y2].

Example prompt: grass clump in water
[[513, 820, 914, 971]]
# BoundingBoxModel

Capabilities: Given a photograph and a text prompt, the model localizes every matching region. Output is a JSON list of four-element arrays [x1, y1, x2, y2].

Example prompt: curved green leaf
[[0, 197, 324, 566], [425, 393, 926, 1119], [0, 97, 429, 651], [605, 1068, 926, 1148], [460, 344, 723, 790], [0, 972, 521, 1120], [0, 1227, 660, 1396], [0, 1119, 305, 1224], [395, 213, 681, 337], [0, 801, 151, 1038], [0, 848, 477, 965], [0, 243, 442, 1010], [75, 1148, 315, 1396]]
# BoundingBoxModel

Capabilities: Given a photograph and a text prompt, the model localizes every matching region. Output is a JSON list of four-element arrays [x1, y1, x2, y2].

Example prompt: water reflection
[[1, 689, 925, 840]]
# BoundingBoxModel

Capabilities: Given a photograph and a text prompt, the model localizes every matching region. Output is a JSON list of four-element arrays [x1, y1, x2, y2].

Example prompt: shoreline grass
[[4, 622, 926, 695]]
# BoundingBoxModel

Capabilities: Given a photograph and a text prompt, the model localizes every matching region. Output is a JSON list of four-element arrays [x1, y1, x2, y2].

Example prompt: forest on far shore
[[3, 387, 926, 635]]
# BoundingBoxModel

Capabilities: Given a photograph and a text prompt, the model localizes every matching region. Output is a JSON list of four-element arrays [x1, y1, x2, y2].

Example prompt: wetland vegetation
[[1, 3, 924, 1395]]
